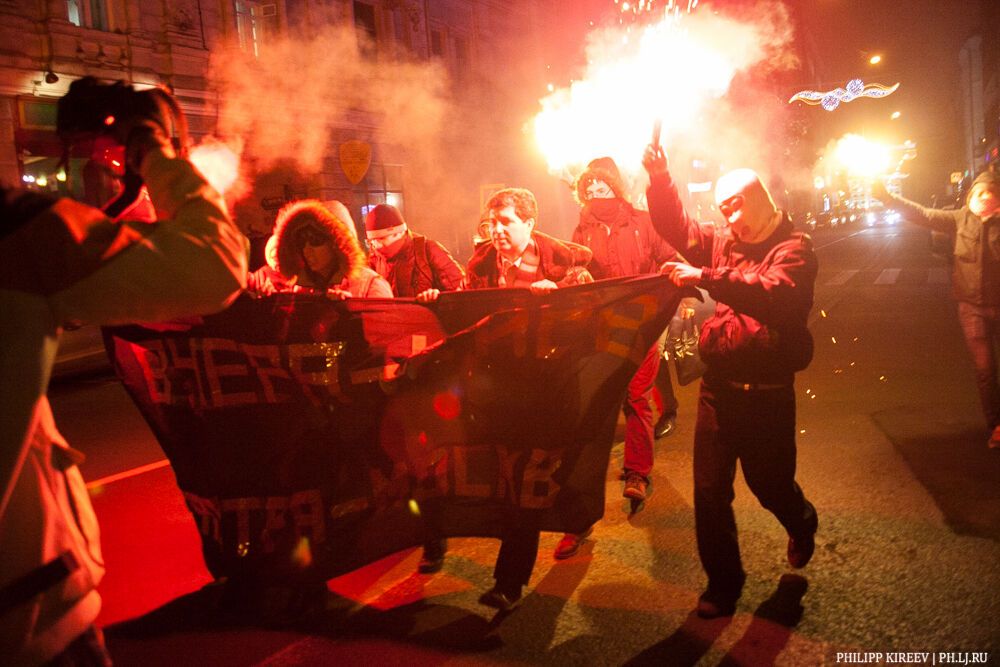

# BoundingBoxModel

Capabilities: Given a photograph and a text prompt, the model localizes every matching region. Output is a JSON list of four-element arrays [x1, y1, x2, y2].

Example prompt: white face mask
[[969, 184, 999, 218]]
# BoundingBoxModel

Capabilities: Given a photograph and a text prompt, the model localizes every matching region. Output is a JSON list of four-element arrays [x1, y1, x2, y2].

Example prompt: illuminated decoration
[[789, 79, 900, 111]]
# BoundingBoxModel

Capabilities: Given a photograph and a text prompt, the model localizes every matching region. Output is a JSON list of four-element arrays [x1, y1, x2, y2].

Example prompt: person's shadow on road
[[717, 574, 808, 666]]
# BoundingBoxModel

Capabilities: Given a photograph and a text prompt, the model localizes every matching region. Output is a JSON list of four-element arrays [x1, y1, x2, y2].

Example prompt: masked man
[[644, 146, 819, 619], [875, 171, 1000, 449], [365, 204, 464, 304], [552, 158, 682, 560]]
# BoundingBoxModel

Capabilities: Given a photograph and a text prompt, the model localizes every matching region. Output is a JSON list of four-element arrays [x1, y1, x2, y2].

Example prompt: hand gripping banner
[[105, 276, 684, 582]]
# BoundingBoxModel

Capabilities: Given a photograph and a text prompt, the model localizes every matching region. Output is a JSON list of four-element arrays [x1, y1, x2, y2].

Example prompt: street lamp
[[890, 111, 901, 120], [869, 54, 882, 65]]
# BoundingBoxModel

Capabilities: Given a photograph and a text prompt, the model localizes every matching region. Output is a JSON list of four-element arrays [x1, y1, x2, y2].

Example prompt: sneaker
[[418, 539, 447, 574], [554, 527, 593, 560], [787, 528, 816, 569], [623, 472, 648, 501], [478, 585, 522, 612], [696, 589, 738, 619], [654, 413, 677, 439], [989, 425, 1000, 449]]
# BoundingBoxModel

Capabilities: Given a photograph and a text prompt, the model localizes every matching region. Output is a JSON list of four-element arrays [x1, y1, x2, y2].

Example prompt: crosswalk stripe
[[927, 268, 950, 284], [827, 270, 858, 285], [874, 269, 901, 285]]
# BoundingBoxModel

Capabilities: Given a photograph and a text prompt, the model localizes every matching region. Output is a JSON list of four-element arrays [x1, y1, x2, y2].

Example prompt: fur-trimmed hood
[[272, 199, 366, 287]]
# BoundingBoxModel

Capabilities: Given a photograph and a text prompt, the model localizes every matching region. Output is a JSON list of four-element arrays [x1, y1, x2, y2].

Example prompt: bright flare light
[[834, 134, 891, 177], [533, 5, 790, 177], [189, 139, 240, 195]]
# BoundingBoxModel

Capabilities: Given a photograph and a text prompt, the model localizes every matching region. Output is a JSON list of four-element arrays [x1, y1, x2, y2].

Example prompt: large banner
[[106, 276, 684, 581]]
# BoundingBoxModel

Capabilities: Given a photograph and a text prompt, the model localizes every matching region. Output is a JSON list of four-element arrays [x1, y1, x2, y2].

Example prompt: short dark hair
[[486, 188, 538, 224]]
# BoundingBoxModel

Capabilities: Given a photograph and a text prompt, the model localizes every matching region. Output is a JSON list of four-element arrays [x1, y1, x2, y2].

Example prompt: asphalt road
[[48, 220, 1000, 666]]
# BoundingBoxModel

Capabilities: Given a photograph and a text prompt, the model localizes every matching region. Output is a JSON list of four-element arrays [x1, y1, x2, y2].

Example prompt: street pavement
[[49, 223, 1000, 666]]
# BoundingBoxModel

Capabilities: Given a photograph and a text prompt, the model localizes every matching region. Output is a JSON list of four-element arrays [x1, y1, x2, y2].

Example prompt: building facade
[[0, 0, 549, 265]]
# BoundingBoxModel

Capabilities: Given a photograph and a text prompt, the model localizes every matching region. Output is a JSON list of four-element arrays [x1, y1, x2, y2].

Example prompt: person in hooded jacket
[[1, 88, 247, 665], [874, 171, 1000, 449], [247, 200, 392, 300], [365, 204, 464, 302], [643, 145, 819, 620], [552, 157, 681, 560]]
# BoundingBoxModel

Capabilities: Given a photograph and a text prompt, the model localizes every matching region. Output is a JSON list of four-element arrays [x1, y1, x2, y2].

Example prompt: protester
[[425, 187, 592, 611], [552, 157, 682, 559], [365, 203, 464, 304], [874, 173, 1000, 449], [247, 200, 392, 299], [362, 203, 464, 572], [1, 81, 247, 664], [643, 147, 819, 619]]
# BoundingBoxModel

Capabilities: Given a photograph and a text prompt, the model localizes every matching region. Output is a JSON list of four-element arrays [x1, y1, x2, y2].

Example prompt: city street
[[50, 221, 1000, 666]]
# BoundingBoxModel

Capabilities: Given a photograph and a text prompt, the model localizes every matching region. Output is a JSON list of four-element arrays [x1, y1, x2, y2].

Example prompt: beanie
[[365, 204, 408, 239], [971, 170, 999, 190]]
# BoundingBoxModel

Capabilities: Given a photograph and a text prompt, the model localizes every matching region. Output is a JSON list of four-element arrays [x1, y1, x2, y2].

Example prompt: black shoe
[[478, 585, 522, 611], [418, 539, 447, 573], [787, 528, 816, 569], [654, 413, 676, 439], [696, 589, 738, 619]]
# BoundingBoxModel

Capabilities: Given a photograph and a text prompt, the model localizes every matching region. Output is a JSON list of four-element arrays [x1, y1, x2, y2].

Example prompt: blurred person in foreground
[[0, 79, 247, 664], [552, 157, 682, 560], [875, 173, 1000, 449], [425, 187, 592, 611], [643, 145, 819, 619], [247, 200, 392, 299]]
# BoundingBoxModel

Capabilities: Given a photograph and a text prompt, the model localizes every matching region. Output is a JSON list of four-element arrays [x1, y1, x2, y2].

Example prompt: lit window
[[235, 0, 277, 58], [66, 0, 127, 32]]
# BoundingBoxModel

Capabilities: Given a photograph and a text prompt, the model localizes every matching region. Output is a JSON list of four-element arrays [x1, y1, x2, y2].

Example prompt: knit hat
[[272, 199, 366, 282], [364, 204, 408, 240], [575, 156, 627, 204]]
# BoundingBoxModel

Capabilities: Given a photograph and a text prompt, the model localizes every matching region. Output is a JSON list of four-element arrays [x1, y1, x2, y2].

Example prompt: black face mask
[[585, 198, 621, 220]]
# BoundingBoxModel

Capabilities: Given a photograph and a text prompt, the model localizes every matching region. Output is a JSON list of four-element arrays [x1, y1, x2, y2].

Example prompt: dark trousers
[[493, 515, 541, 590], [957, 301, 1000, 430], [693, 379, 817, 595]]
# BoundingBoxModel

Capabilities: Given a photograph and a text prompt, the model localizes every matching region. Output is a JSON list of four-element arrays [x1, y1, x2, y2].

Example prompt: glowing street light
[[890, 111, 901, 120], [869, 54, 882, 65]]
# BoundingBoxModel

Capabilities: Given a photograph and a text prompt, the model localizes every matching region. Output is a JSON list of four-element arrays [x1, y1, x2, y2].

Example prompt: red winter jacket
[[647, 173, 817, 383], [572, 199, 677, 279]]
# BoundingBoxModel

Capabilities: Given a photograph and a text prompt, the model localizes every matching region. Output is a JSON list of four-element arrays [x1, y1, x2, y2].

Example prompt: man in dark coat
[[644, 146, 819, 619], [365, 204, 464, 302], [875, 172, 1000, 449], [442, 187, 592, 611]]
